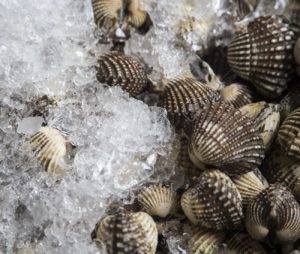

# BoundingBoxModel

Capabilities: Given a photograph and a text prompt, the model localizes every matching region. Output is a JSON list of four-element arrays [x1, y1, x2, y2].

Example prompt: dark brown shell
[[278, 107, 300, 159], [157, 77, 220, 129], [93, 211, 158, 254], [188, 102, 265, 175], [181, 170, 244, 230], [221, 83, 252, 108], [96, 51, 150, 96], [246, 184, 300, 244], [227, 15, 296, 98], [226, 233, 267, 253]]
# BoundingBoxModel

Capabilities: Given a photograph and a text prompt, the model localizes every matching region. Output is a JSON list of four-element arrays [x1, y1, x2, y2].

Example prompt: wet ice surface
[[0, 0, 291, 253]]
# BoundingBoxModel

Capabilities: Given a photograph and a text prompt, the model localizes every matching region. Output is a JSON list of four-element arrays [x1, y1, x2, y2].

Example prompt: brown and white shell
[[91, 0, 152, 35], [295, 37, 300, 75], [30, 127, 66, 173], [157, 76, 220, 129], [188, 102, 265, 175], [92, 211, 158, 254], [137, 183, 179, 218], [232, 169, 269, 209], [240, 102, 281, 149], [189, 227, 226, 254], [246, 184, 300, 243], [181, 170, 244, 230], [227, 15, 296, 98], [226, 233, 267, 253], [278, 107, 300, 159], [220, 83, 252, 109], [96, 51, 150, 96]]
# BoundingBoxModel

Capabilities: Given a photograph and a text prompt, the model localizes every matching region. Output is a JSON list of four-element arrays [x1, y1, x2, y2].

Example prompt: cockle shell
[[246, 184, 300, 244], [181, 170, 244, 230], [92, 211, 158, 254], [220, 83, 252, 108], [91, 0, 152, 36], [30, 127, 66, 173], [96, 51, 150, 96], [137, 183, 179, 218], [278, 107, 300, 159], [188, 102, 265, 175], [232, 169, 269, 209], [157, 76, 220, 129], [226, 233, 267, 253], [227, 15, 296, 98], [240, 102, 281, 148], [189, 227, 226, 254]]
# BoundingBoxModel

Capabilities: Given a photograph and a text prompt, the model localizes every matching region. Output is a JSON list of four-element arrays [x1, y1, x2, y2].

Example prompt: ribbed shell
[[232, 169, 269, 209], [188, 102, 265, 175], [30, 127, 66, 173], [226, 233, 267, 253], [221, 83, 252, 108], [94, 211, 158, 254], [278, 107, 300, 159], [96, 51, 149, 96], [137, 184, 178, 218], [92, 0, 152, 34], [158, 77, 219, 128], [189, 228, 226, 254], [227, 15, 296, 98], [246, 184, 300, 243], [240, 102, 281, 148], [181, 170, 244, 230]]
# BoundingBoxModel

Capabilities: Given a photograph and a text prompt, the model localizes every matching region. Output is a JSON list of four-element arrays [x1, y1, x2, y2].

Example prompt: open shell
[[30, 127, 66, 173], [221, 83, 252, 108], [157, 76, 219, 129], [227, 15, 296, 98], [246, 184, 300, 244], [93, 211, 158, 254], [240, 102, 281, 149], [96, 51, 150, 96], [188, 102, 265, 175], [181, 170, 244, 230], [137, 184, 179, 218], [278, 107, 300, 159], [226, 233, 267, 253]]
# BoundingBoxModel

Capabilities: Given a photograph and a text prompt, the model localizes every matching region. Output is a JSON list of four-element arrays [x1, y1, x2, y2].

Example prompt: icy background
[[0, 0, 291, 253]]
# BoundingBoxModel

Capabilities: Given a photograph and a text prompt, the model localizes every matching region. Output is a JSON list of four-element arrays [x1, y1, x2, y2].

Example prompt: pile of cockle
[[19, 0, 300, 253]]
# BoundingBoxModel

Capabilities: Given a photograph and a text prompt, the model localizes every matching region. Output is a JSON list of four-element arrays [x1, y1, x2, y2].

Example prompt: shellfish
[[157, 76, 220, 129], [96, 51, 151, 96], [240, 102, 281, 149], [226, 233, 267, 253], [278, 107, 300, 159], [227, 15, 296, 98], [220, 83, 252, 108], [30, 127, 66, 173], [181, 170, 244, 230], [92, 211, 158, 254], [137, 183, 179, 218], [188, 101, 265, 175], [246, 184, 300, 244]]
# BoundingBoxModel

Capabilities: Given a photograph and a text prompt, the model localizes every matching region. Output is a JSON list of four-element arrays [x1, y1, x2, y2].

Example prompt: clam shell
[[188, 102, 265, 175], [278, 107, 300, 159], [232, 169, 269, 209], [240, 102, 281, 148], [30, 127, 66, 173], [226, 233, 267, 253], [189, 227, 226, 254], [137, 184, 179, 218], [181, 170, 244, 230], [221, 83, 252, 108], [93, 211, 158, 254], [96, 51, 150, 96], [246, 184, 300, 243], [157, 76, 220, 128], [227, 15, 296, 98]]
